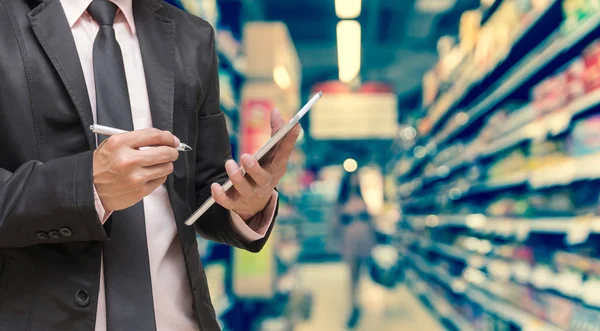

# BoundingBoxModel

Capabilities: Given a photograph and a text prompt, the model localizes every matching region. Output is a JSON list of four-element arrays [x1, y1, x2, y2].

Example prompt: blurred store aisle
[[295, 263, 444, 331]]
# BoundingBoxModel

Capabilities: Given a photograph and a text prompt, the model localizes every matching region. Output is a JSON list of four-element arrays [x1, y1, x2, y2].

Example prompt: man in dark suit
[[0, 0, 298, 330]]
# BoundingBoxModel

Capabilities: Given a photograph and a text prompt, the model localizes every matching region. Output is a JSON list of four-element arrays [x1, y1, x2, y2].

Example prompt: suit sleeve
[[193, 26, 277, 253], [0, 151, 109, 248]]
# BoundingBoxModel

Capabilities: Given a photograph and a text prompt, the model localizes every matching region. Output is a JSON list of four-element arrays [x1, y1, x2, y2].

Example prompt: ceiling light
[[335, 0, 361, 19], [337, 20, 361, 83], [343, 158, 358, 172]]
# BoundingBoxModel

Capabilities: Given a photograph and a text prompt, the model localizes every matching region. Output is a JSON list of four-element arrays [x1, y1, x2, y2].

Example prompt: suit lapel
[[133, 0, 191, 230], [133, 0, 175, 134], [27, 0, 95, 149]]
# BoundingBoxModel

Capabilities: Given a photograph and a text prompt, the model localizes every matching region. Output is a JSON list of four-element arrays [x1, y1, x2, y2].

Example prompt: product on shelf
[[562, 0, 600, 35], [565, 57, 586, 102], [474, 109, 509, 147], [567, 114, 600, 156], [422, 69, 439, 107], [528, 139, 569, 172], [532, 73, 569, 115], [430, 142, 468, 169], [496, 103, 537, 137], [525, 189, 574, 216], [486, 148, 528, 180], [569, 303, 600, 331], [459, 10, 482, 53], [582, 40, 600, 93], [545, 294, 576, 329], [473, 0, 532, 73], [405, 2, 600, 329]]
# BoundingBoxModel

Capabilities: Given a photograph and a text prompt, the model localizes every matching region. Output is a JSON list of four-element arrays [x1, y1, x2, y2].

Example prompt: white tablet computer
[[185, 91, 323, 226]]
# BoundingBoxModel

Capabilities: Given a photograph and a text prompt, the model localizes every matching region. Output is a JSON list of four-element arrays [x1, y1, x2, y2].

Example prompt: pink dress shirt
[[59, 1, 277, 330]]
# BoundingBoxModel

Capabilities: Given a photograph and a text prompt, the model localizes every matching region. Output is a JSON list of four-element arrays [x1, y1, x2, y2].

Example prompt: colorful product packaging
[[531, 74, 569, 115], [569, 304, 600, 331], [567, 114, 600, 157], [565, 57, 586, 102], [582, 40, 600, 93]]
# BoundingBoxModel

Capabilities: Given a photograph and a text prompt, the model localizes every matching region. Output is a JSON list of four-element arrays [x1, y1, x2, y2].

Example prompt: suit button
[[75, 289, 90, 307], [36, 232, 49, 240], [48, 230, 61, 239], [59, 227, 73, 237]]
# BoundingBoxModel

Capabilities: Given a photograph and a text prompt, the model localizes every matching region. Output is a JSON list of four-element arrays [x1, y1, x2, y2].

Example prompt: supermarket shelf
[[465, 285, 564, 331], [528, 153, 600, 188], [478, 153, 600, 191], [410, 233, 600, 307], [407, 253, 467, 294], [413, 152, 600, 201], [429, 242, 472, 263], [467, 172, 528, 195], [480, 90, 600, 160], [405, 270, 476, 331], [217, 48, 246, 78], [434, 12, 600, 146], [427, 0, 560, 134], [417, 91, 600, 186], [399, 155, 430, 179], [407, 253, 564, 330], [421, 158, 472, 186], [480, 0, 503, 26], [411, 237, 466, 261], [427, 241, 586, 299], [406, 214, 600, 242]]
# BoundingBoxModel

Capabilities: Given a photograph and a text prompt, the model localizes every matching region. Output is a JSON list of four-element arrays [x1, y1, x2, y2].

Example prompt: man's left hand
[[211, 108, 300, 221]]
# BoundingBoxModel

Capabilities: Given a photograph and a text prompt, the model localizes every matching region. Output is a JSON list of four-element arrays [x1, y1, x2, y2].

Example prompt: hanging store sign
[[309, 92, 399, 140]]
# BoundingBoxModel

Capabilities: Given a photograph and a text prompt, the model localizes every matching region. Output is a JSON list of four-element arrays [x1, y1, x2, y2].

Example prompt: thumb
[[270, 108, 285, 135]]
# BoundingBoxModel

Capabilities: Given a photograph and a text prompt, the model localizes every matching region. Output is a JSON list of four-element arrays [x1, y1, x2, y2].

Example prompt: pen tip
[[181, 144, 193, 152]]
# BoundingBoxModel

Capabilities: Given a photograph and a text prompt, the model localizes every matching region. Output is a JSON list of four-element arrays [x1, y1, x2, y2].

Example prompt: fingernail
[[174, 136, 181, 147], [225, 160, 238, 174], [212, 183, 223, 195], [241, 154, 255, 168]]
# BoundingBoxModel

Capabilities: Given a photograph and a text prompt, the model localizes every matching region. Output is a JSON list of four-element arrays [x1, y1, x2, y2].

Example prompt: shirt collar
[[60, 0, 136, 33]]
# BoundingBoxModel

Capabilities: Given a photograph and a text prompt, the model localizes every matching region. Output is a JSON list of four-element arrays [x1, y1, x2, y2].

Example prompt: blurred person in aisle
[[332, 168, 377, 329], [0, 0, 299, 330]]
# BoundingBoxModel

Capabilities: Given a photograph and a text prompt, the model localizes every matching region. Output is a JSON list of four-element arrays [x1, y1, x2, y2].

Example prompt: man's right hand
[[93, 128, 180, 211]]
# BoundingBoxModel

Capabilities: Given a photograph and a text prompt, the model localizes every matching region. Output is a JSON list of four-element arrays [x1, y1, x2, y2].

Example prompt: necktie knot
[[87, 0, 118, 26]]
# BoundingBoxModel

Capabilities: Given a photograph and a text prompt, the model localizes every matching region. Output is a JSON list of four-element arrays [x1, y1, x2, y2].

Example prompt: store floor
[[294, 263, 445, 331]]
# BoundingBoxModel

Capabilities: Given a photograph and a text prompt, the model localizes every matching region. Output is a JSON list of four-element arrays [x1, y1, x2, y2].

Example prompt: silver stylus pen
[[90, 124, 193, 152]]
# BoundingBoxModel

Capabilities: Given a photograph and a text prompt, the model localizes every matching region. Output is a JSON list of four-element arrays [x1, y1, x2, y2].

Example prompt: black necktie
[[88, 1, 157, 329]]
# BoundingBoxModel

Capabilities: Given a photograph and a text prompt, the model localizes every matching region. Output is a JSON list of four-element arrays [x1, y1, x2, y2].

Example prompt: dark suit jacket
[[0, 0, 276, 330]]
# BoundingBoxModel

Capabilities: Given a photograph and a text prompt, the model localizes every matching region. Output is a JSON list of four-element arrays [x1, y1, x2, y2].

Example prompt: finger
[[240, 154, 272, 187], [107, 128, 179, 150], [270, 108, 286, 135], [211, 183, 236, 210], [136, 146, 179, 167], [143, 162, 174, 181], [225, 159, 255, 197], [269, 124, 300, 166], [279, 124, 301, 151]]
